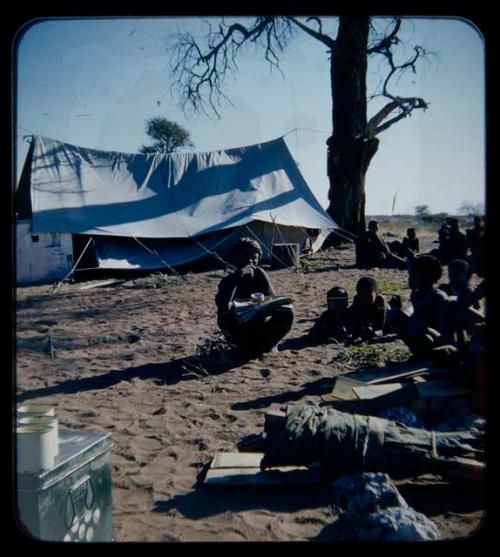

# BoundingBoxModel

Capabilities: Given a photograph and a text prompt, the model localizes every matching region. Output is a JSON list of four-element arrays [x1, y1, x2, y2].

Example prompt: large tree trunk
[[327, 16, 379, 235]]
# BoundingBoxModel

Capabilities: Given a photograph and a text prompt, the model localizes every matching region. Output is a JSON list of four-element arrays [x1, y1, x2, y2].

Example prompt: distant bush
[[414, 205, 430, 219], [419, 211, 449, 224], [458, 201, 484, 217]]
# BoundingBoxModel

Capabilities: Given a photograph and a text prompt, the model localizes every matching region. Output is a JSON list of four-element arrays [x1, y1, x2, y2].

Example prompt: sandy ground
[[15, 241, 485, 542]]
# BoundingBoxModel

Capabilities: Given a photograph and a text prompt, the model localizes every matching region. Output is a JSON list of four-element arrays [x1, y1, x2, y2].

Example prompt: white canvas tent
[[15, 135, 338, 281]]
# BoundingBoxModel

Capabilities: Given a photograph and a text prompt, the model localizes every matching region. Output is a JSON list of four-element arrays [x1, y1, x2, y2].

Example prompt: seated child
[[439, 258, 479, 309], [466, 215, 485, 273], [215, 237, 294, 356], [431, 217, 467, 264], [429, 223, 451, 263], [389, 228, 420, 259], [389, 255, 452, 360], [402, 227, 420, 256], [446, 217, 468, 261], [308, 287, 349, 342], [438, 258, 485, 345], [345, 277, 387, 342]]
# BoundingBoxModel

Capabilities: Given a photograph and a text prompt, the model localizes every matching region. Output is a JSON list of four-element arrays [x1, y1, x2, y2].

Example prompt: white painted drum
[[17, 404, 55, 417], [16, 425, 55, 473], [17, 405, 59, 456], [17, 416, 59, 458]]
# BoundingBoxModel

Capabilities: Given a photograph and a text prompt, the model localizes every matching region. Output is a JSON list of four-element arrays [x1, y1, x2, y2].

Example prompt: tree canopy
[[140, 117, 193, 154]]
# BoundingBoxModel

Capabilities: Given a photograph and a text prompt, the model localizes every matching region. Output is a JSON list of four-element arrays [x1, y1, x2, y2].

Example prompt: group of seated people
[[215, 234, 486, 365], [310, 254, 485, 358], [355, 220, 410, 270], [355, 216, 485, 277], [431, 215, 485, 271]]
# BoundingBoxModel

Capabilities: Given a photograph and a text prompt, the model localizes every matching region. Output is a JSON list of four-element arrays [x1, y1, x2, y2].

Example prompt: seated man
[[308, 286, 349, 343], [388, 255, 452, 360], [215, 238, 294, 356], [345, 277, 387, 342], [355, 220, 407, 270]]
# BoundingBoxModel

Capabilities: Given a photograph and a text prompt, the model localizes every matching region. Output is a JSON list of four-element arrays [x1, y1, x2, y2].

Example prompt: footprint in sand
[[206, 411, 221, 421], [197, 440, 208, 451], [113, 486, 152, 513], [127, 437, 163, 465], [80, 410, 99, 418]]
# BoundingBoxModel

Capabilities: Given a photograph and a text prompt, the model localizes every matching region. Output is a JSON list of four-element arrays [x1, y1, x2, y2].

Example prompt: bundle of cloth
[[260, 404, 484, 481]]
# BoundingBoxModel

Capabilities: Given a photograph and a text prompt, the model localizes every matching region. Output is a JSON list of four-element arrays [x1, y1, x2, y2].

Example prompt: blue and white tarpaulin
[[24, 135, 338, 269]]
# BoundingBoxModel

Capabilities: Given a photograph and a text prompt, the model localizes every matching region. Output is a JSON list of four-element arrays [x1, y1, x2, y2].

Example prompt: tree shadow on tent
[[16, 347, 252, 403]]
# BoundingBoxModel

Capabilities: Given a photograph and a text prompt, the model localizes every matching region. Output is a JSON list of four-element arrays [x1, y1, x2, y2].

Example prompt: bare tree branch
[[306, 16, 323, 35], [373, 107, 419, 135], [169, 17, 296, 118], [367, 17, 401, 54], [366, 100, 400, 138], [169, 16, 429, 139], [364, 19, 430, 137], [286, 16, 336, 49]]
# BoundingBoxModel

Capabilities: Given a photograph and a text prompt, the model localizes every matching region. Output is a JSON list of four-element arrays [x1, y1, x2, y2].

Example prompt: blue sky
[[14, 16, 485, 216]]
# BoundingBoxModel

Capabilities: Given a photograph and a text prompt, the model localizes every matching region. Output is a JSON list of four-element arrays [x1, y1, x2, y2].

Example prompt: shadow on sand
[[152, 477, 328, 520], [16, 348, 253, 403], [16, 326, 336, 404], [231, 376, 334, 411]]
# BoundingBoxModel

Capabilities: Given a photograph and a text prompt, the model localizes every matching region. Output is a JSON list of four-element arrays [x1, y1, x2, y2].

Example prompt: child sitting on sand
[[438, 258, 485, 345], [308, 287, 349, 343], [402, 227, 420, 256], [345, 277, 387, 342], [388, 255, 452, 360], [439, 259, 479, 309]]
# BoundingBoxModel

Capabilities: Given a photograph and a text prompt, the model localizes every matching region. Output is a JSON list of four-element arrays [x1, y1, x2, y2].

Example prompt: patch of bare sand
[[15, 242, 485, 541]]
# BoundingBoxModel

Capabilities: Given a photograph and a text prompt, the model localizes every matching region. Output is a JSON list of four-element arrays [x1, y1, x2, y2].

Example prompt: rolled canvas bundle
[[261, 404, 484, 480]]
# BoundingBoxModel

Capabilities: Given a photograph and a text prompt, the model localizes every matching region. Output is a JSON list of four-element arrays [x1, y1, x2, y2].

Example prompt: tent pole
[[269, 213, 301, 271], [243, 225, 295, 271], [54, 237, 94, 290]]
